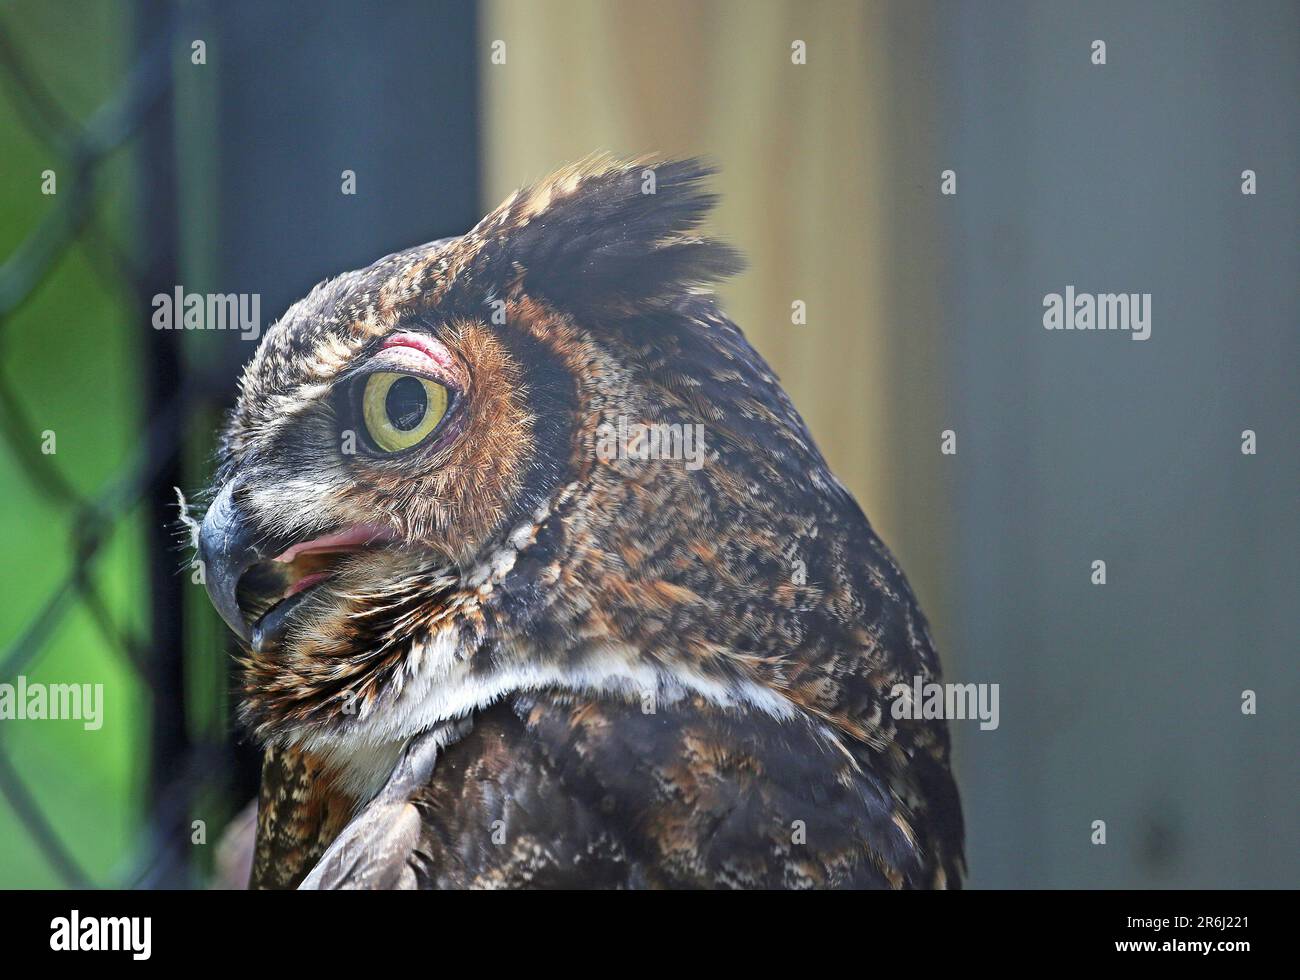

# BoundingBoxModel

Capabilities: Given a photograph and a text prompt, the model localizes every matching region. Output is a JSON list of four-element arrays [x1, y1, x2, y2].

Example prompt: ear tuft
[[466, 156, 743, 316]]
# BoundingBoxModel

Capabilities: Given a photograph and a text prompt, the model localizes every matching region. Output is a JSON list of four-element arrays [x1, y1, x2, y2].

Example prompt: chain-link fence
[[0, 2, 245, 888], [0, 0, 479, 889]]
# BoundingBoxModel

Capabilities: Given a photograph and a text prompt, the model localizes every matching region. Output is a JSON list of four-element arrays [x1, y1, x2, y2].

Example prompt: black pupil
[[385, 376, 428, 431]]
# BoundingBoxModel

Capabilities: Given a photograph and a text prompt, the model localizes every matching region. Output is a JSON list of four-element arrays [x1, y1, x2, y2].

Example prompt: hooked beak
[[198, 482, 282, 648], [197, 482, 393, 653]]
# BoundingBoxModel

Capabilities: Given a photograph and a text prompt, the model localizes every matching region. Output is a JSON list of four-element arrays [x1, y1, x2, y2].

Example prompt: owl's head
[[200, 157, 858, 782]]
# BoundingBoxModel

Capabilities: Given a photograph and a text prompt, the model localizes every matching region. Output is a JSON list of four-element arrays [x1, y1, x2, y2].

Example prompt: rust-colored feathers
[[208, 158, 963, 889]]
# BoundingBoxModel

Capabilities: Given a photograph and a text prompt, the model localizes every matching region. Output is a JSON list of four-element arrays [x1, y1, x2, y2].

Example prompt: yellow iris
[[361, 372, 449, 452]]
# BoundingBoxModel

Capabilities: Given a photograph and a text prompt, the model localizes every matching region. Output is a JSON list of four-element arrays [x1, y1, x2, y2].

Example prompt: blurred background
[[0, 0, 1295, 888]]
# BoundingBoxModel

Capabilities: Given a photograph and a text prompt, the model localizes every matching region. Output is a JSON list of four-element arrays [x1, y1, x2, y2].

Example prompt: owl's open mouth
[[235, 526, 393, 653]]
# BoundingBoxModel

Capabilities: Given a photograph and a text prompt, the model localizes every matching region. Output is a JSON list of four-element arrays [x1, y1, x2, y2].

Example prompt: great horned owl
[[197, 157, 964, 889]]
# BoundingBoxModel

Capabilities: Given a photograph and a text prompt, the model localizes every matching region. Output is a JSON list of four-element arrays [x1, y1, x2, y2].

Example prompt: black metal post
[[134, 0, 189, 888]]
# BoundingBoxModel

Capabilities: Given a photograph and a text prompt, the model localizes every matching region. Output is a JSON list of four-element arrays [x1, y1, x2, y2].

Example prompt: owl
[[198, 157, 964, 889]]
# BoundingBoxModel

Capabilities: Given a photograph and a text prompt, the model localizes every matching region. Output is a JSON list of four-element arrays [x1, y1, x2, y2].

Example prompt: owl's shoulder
[[304, 690, 957, 889]]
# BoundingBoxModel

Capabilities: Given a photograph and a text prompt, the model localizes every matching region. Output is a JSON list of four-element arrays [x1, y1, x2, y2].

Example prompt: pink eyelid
[[380, 332, 456, 373]]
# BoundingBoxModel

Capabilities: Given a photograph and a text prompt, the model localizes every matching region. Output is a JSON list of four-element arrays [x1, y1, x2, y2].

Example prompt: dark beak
[[198, 481, 285, 645]]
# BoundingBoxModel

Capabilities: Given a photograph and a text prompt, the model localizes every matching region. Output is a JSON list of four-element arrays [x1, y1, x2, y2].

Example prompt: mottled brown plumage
[[199, 156, 964, 889], [250, 743, 353, 888]]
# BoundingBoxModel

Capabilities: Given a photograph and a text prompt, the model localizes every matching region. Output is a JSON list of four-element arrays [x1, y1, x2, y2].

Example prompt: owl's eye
[[360, 372, 449, 452]]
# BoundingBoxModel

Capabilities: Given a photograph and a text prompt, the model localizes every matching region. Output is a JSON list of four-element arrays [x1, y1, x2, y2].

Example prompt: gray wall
[[928, 1, 1298, 887]]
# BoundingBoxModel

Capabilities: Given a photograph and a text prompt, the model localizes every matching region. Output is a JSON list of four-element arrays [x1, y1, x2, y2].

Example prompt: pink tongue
[[272, 525, 392, 564], [284, 572, 332, 599]]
